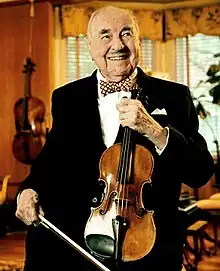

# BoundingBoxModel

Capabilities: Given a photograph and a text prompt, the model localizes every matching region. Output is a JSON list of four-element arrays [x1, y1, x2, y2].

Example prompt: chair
[[195, 199, 220, 255], [209, 193, 220, 200], [0, 175, 10, 206], [182, 199, 220, 270]]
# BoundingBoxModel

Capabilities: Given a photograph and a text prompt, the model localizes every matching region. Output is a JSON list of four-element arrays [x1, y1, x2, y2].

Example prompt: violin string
[[121, 127, 131, 217], [117, 127, 126, 216], [125, 128, 132, 216], [121, 128, 127, 215], [116, 129, 124, 216]]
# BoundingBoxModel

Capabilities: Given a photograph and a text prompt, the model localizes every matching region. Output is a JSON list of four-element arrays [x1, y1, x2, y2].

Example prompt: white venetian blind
[[66, 36, 153, 82], [176, 34, 220, 155]]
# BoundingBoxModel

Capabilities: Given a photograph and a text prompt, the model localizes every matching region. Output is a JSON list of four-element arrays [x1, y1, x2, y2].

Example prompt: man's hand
[[117, 98, 167, 150], [15, 189, 44, 226]]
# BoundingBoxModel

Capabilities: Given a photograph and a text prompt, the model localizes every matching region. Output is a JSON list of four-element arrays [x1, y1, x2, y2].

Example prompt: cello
[[12, 57, 47, 164], [84, 90, 156, 264]]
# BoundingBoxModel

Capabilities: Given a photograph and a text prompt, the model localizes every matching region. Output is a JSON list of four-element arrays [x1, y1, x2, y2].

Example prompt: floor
[[0, 231, 25, 270], [0, 228, 220, 271]]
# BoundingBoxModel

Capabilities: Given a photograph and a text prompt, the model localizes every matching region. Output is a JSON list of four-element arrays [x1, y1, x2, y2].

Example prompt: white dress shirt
[[97, 69, 137, 148]]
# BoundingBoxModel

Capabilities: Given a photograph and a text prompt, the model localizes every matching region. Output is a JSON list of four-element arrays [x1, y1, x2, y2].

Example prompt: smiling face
[[87, 7, 140, 82]]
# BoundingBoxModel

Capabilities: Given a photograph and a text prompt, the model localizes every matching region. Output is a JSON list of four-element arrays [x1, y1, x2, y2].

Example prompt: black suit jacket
[[19, 67, 214, 270]]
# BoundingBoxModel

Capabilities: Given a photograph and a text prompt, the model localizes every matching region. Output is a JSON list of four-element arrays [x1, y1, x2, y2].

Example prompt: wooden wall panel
[[0, 2, 53, 199]]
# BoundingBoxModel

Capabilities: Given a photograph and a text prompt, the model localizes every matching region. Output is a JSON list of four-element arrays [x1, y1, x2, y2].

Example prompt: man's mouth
[[107, 55, 129, 61]]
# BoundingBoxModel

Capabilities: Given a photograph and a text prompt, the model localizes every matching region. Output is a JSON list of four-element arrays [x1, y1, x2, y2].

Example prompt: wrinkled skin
[[16, 189, 44, 225], [117, 98, 167, 150], [87, 7, 140, 82]]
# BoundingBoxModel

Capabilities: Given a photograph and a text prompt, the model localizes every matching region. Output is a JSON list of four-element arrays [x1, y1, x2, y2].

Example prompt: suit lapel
[[84, 71, 106, 155], [136, 67, 166, 114]]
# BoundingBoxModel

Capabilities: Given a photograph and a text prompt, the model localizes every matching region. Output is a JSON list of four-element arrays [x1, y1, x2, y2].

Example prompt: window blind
[[176, 34, 220, 155]]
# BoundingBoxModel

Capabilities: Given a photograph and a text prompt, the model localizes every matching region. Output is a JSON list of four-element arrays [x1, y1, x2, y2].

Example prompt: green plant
[[207, 53, 220, 104]]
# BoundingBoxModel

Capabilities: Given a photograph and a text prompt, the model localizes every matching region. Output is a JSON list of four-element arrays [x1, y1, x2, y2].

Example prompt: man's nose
[[111, 36, 125, 51]]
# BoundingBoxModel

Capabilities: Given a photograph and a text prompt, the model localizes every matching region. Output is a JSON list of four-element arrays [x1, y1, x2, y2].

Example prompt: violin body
[[14, 96, 46, 135], [12, 130, 45, 165], [85, 143, 156, 262]]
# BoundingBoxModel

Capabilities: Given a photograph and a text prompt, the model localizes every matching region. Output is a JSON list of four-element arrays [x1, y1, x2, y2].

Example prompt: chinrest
[[85, 234, 115, 259]]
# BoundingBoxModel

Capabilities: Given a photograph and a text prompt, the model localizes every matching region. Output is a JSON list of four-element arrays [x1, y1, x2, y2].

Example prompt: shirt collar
[[97, 68, 137, 82]]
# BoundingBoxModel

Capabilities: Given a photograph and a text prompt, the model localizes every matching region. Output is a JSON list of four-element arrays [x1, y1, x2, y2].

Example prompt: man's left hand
[[117, 98, 167, 150]]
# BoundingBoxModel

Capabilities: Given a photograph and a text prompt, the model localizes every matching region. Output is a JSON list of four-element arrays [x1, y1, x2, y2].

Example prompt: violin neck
[[116, 127, 133, 185], [116, 89, 140, 185], [22, 57, 35, 128], [24, 57, 34, 98], [24, 72, 32, 97]]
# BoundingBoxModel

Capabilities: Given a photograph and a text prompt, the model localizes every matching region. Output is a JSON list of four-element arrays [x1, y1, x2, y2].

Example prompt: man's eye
[[101, 35, 110, 40], [122, 31, 131, 37]]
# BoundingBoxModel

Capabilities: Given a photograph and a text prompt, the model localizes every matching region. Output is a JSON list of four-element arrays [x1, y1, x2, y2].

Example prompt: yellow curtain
[[61, 6, 90, 37], [134, 10, 163, 40], [166, 5, 220, 40], [61, 4, 220, 40], [61, 6, 164, 40]]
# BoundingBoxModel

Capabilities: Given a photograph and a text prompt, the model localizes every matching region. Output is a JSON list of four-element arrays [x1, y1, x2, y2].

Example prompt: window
[[66, 35, 96, 82], [176, 34, 220, 155], [66, 36, 153, 82], [139, 38, 153, 73]]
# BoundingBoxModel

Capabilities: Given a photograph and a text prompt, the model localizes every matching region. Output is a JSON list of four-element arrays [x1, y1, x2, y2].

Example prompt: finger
[[38, 205, 45, 217], [121, 97, 129, 102], [121, 98, 140, 106], [16, 208, 33, 226], [15, 205, 27, 222], [24, 206, 38, 225], [119, 98, 129, 107], [120, 117, 135, 128], [32, 193, 39, 204], [16, 202, 38, 226], [33, 206, 44, 227], [15, 208, 24, 222], [119, 111, 132, 121], [118, 104, 136, 115]]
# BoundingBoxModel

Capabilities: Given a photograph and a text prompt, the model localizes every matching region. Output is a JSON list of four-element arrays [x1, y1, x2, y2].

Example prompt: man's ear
[[137, 38, 141, 63], [138, 38, 141, 48]]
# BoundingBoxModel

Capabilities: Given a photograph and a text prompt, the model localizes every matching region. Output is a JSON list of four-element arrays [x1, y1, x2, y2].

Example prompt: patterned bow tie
[[100, 78, 138, 97]]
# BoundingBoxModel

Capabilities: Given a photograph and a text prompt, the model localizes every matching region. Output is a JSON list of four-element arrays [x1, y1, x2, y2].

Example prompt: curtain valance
[[61, 4, 220, 41]]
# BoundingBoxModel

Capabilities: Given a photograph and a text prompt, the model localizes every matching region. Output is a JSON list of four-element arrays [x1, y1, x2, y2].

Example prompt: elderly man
[[16, 5, 214, 271]]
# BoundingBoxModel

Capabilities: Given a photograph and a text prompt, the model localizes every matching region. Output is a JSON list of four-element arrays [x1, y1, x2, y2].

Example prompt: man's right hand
[[15, 189, 44, 226]]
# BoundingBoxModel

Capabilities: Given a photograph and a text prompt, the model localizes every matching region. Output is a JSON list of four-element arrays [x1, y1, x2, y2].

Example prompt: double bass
[[84, 90, 156, 264], [12, 57, 47, 165]]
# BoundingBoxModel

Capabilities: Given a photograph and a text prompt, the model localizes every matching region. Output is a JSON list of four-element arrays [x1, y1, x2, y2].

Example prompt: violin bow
[[38, 214, 110, 271]]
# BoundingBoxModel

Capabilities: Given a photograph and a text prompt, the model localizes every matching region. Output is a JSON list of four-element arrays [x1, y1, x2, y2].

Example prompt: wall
[[0, 1, 53, 199]]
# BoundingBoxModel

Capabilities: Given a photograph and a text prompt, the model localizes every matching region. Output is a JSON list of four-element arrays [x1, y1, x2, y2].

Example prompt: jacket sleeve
[[158, 85, 215, 189]]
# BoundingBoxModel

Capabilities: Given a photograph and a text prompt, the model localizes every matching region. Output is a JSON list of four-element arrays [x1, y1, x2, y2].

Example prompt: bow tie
[[100, 78, 138, 97]]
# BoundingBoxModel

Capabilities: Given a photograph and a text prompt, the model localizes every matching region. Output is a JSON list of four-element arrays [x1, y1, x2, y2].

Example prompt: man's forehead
[[91, 10, 134, 31]]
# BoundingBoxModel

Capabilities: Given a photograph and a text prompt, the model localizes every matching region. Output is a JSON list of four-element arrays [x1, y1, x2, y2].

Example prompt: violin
[[85, 90, 156, 264], [12, 57, 47, 165]]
